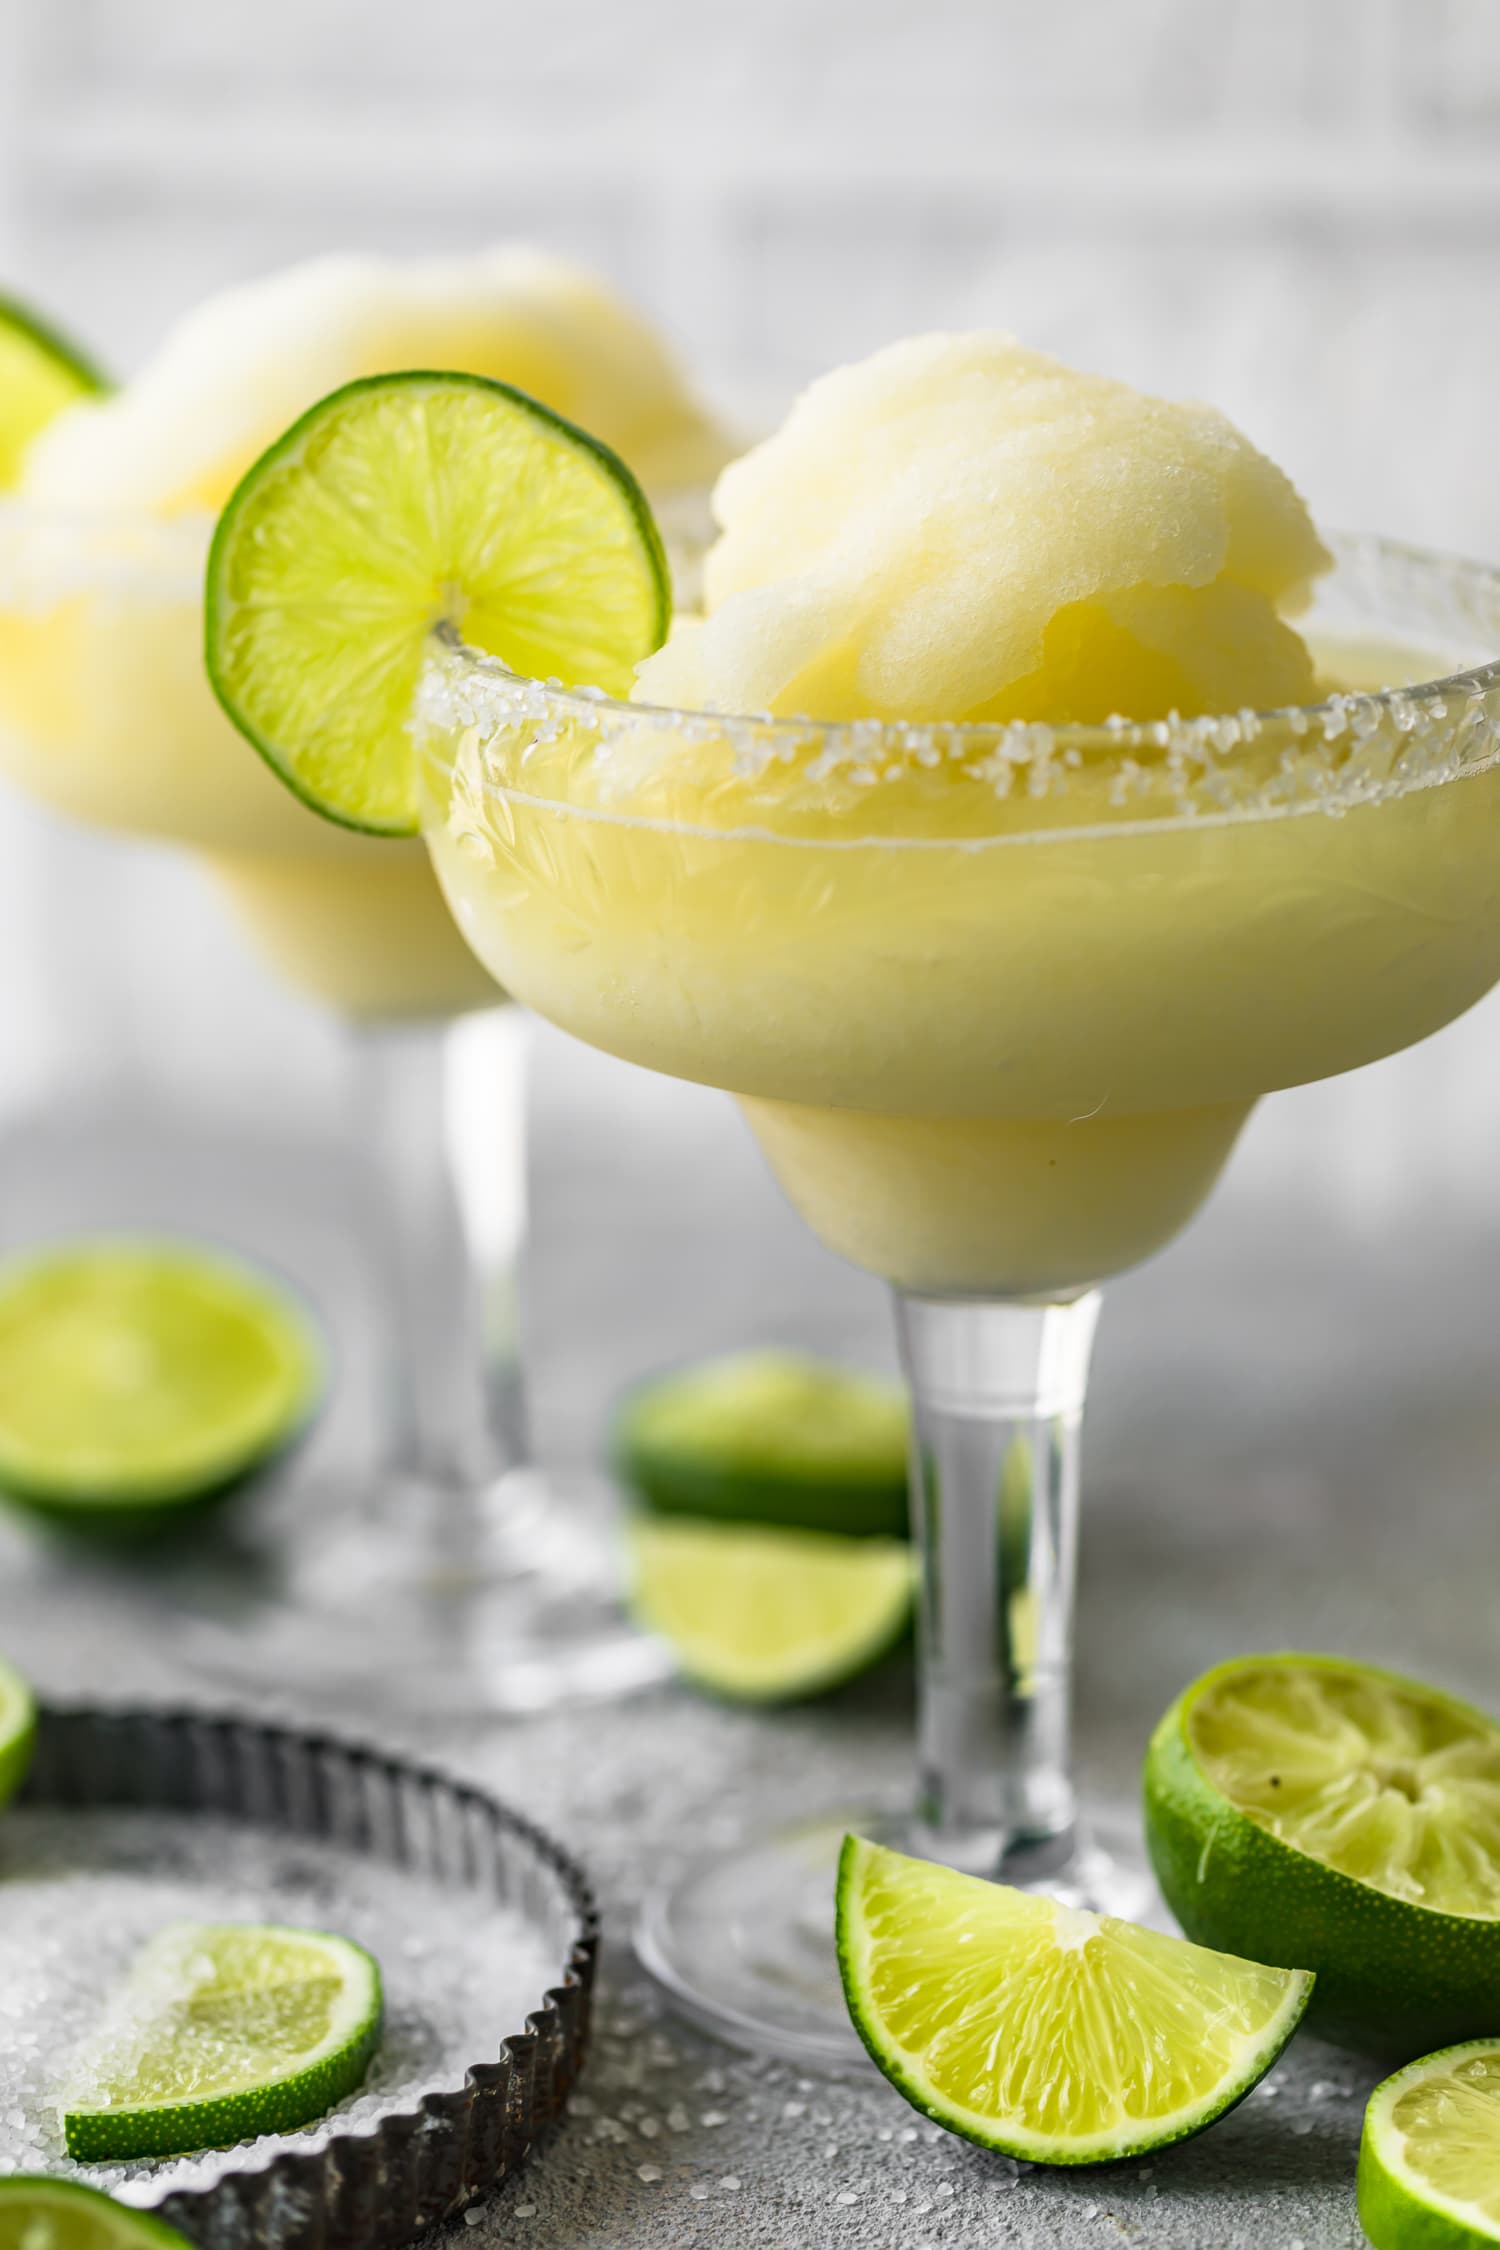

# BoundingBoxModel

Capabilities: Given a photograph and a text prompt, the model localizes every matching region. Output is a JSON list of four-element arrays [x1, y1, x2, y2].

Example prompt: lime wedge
[[1143, 1651, 1500, 2050], [1360, 2041, 1500, 2248], [0, 292, 106, 488], [837, 1835, 1313, 2164], [0, 2180, 193, 2250], [0, 1240, 322, 1536], [613, 1351, 910, 1539], [627, 1518, 913, 1703], [0, 1649, 36, 1809], [64, 1921, 383, 2161], [205, 370, 671, 836]]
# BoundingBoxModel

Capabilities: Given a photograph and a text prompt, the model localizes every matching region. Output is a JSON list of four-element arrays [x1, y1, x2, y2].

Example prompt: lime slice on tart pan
[[837, 1834, 1312, 2164], [205, 369, 670, 836], [1143, 1650, 1500, 2052], [63, 1920, 383, 2162]]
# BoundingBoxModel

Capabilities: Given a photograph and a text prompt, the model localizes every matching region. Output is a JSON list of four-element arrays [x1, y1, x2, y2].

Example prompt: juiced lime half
[[1143, 1651, 1500, 2051], [205, 370, 671, 835], [627, 1518, 913, 1702], [0, 2179, 193, 2250], [0, 292, 106, 488], [837, 1835, 1313, 2164], [613, 1350, 910, 1539], [0, 1239, 322, 1536], [64, 1921, 383, 2161], [0, 1649, 36, 1808], [1359, 2042, 1500, 2249]]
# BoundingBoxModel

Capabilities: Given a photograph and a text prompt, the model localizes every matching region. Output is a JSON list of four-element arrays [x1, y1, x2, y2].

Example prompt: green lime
[[0, 1239, 322, 1537], [0, 292, 106, 489], [205, 369, 671, 836], [0, 2179, 194, 2250], [0, 1649, 36, 1808], [1360, 2041, 1500, 2248], [837, 1834, 1313, 2165], [626, 1517, 913, 1703], [613, 1350, 910, 1539], [64, 1921, 383, 2161], [1143, 1651, 1500, 2052]]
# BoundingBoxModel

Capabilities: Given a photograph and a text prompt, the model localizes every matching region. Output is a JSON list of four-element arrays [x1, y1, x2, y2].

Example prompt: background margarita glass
[[0, 250, 727, 1712], [412, 535, 1500, 2062]]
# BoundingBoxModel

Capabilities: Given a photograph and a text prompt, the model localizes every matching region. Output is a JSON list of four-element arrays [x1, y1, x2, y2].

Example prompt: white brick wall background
[[3, 0, 1500, 1235]]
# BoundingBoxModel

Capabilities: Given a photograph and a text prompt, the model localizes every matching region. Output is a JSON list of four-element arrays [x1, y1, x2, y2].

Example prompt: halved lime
[[1143, 1651, 1500, 2051], [0, 1649, 36, 1808], [613, 1350, 910, 1539], [64, 1921, 383, 2161], [0, 292, 106, 488], [1360, 2041, 1500, 2248], [0, 2179, 193, 2250], [626, 1518, 913, 1702], [837, 1834, 1313, 2164], [0, 1239, 322, 1537], [205, 370, 671, 836]]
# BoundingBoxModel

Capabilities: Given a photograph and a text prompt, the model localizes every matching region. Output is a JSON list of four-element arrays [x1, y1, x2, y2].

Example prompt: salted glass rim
[[423, 532, 1500, 770]]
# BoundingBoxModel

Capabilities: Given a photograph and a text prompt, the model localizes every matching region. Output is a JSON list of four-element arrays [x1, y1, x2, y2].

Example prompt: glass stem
[[350, 1007, 530, 1503], [894, 1289, 1102, 1880]]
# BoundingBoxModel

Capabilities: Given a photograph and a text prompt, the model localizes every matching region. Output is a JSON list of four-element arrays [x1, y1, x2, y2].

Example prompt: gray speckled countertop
[[6, 1028, 1500, 2250]]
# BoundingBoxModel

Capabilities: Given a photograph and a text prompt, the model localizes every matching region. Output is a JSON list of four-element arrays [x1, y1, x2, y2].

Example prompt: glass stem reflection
[[895, 1290, 1101, 1879], [351, 1007, 529, 1517]]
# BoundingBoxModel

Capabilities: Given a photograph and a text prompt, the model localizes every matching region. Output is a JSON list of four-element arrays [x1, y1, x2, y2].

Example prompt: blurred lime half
[[0, 2179, 195, 2250], [0, 1650, 35, 1808], [0, 1239, 321, 1535], [613, 1350, 910, 1539], [0, 291, 106, 487], [205, 369, 671, 835], [627, 1516, 913, 1702]]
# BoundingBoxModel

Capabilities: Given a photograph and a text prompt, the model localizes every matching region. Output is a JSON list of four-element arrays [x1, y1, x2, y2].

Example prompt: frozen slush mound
[[24, 245, 727, 513], [636, 331, 1332, 725]]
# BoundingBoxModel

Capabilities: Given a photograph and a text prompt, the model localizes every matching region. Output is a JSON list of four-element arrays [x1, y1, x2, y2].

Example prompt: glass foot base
[[635, 1807, 1162, 2074], [156, 1467, 672, 1716]]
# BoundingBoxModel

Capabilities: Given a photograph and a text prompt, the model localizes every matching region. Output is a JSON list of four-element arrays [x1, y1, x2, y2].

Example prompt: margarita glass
[[411, 535, 1500, 2061], [0, 499, 672, 1710]]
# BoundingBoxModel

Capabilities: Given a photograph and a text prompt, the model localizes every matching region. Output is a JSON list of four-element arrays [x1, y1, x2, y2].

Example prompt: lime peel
[[205, 369, 671, 837], [836, 1834, 1313, 2165]]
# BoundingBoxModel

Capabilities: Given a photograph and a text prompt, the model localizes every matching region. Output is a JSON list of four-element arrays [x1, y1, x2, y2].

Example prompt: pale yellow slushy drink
[[416, 337, 1500, 1290]]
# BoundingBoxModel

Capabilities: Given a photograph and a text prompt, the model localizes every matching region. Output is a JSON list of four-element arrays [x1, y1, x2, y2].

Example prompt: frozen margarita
[[0, 248, 726, 1016], [419, 335, 1500, 1288]]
